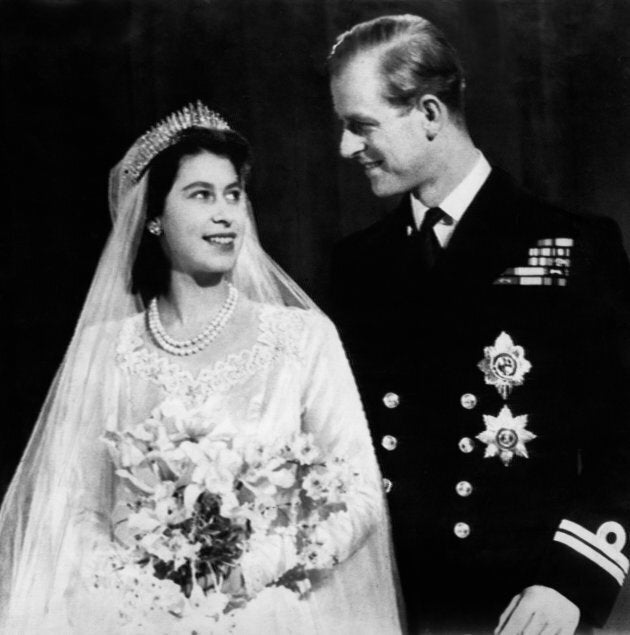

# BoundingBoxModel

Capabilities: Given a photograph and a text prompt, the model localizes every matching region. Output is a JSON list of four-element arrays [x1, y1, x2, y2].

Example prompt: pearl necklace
[[147, 284, 238, 356]]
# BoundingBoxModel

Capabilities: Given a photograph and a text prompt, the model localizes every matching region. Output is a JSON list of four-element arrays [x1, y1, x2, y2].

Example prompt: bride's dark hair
[[132, 126, 252, 303]]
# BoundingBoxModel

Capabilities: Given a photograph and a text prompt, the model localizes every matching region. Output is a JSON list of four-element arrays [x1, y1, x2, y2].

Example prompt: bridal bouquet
[[88, 398, 361, 633]]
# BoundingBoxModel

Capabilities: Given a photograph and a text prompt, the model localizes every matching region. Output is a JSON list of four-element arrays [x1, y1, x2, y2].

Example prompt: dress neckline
[[116, 303, 305, 403]]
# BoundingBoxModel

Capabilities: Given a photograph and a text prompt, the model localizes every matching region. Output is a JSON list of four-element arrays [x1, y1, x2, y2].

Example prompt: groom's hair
[[329, 14, 466, 120]]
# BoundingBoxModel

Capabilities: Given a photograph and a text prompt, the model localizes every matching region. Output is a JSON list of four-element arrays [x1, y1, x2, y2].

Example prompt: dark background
[[3, 0, 630, 495]]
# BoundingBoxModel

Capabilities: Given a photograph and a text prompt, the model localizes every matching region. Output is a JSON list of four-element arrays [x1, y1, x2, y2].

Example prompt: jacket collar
[[371, 169, 546, 293], [426, 169, 543, 289]]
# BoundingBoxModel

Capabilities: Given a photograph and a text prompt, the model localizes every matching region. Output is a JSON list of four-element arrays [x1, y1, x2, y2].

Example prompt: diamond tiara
[[122, 101, 232, 187]]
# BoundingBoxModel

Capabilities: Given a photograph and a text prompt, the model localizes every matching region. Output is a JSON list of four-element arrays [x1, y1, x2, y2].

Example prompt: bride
[[0, 103, 401, 633]]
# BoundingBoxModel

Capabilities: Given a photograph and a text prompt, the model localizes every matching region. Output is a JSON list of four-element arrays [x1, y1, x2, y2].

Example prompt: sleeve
[[299, 311, 384, 564], [536, 217, 630, 626]]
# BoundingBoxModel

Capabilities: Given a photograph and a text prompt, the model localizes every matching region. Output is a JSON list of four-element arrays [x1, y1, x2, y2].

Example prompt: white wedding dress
[[1, 108, 401, 634], [2, 297, 401, 634]]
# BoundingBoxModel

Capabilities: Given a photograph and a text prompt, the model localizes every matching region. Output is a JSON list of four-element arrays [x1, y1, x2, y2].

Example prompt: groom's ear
[[414, 94, 446, 140]]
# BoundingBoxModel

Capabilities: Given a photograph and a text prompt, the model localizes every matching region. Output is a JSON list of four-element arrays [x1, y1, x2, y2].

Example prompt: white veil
[[0, 106, 401, 633]]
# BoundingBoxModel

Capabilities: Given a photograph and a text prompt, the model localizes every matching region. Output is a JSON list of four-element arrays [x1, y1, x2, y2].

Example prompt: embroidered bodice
[[116, 302, 305, 407]]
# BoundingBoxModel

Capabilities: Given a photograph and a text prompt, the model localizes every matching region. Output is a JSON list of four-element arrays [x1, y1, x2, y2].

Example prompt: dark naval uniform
[[331, 169, 630, 633]]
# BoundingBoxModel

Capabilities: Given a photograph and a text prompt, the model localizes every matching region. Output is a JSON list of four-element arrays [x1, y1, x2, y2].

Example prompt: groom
[[329, 14, 630, 634]]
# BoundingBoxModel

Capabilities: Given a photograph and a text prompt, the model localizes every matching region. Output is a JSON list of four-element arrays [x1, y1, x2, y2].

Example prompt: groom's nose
[[340, 129, 365, 159]]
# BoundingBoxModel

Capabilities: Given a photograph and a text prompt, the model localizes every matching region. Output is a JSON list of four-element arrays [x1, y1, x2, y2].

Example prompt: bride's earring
[[147, 218, 163, 236]]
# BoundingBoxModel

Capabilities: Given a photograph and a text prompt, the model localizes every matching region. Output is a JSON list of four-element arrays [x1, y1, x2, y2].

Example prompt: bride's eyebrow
[[181, 181, 214, 191]]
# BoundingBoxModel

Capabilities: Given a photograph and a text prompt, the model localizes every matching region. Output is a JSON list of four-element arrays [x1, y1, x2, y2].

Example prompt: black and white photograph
[[2, 0, 630, 632]]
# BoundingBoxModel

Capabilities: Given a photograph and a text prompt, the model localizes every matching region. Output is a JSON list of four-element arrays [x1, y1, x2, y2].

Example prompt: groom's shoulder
[[334, 201, 409, 264], [487, 166, 616, 232]]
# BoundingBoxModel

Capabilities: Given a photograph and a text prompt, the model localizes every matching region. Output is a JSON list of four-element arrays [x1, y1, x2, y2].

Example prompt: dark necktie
[[414, 206, 446, 270]]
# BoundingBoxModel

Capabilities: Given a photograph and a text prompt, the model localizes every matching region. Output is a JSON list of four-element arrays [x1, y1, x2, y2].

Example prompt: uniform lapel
[[429, 169, 540, 292], [374, 196, 418, 293], [362, 170, 544, 313]]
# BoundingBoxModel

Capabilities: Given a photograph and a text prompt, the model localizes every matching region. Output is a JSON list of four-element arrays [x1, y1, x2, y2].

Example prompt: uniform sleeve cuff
[[536, 519, 628, 626]]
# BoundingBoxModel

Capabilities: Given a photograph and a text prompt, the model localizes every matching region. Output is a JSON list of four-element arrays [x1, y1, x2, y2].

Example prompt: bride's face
[[160, 151, 246, 278]]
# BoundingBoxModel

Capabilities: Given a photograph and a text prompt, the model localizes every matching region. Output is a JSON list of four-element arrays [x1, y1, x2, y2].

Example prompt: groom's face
[[331, 51, 432, 197]]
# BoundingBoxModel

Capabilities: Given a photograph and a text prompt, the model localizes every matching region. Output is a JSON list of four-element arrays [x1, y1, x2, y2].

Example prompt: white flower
[[150, 423, 177, 454], [127, 507, 161, 534], [268, 466, 297, 489], [183, 482, 205, 513], [156, 493, 189, 526], [126, 422, 155, 444], [290, 433, 321, 465], [237, 499, 277, 533], [159, 396, 237, 442], [240, 439, 266, 460], [98, 425, 363, 631], [159, 398, 189, 421], [117, 435, 148, 468], [182, 438, 243, 496], [299, 514, 345, 570], [302, 467, 328, 501], [219, 491, 242, 518], [115, 466, 158, 496]]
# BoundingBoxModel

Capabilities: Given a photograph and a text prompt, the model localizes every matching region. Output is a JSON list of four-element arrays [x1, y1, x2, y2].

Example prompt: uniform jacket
[[331, 168, 630, 631]]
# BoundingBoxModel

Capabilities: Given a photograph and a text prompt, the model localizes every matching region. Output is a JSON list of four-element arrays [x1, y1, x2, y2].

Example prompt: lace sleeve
[[299, 311, 383, 563]]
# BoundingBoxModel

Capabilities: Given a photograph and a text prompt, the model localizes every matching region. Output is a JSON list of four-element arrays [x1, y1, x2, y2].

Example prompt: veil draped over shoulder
[[0, 109, 402, 633]]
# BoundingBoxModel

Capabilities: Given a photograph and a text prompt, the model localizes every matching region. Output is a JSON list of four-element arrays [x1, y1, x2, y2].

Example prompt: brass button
[[383, 392, 400, 409], [455, 481, 473, 497], [458, 437, 475, 454], [454, 522, 471, 539], [381, 435, 398, 451], [460, 393, 477, 410], [382, 478, 393, 494]]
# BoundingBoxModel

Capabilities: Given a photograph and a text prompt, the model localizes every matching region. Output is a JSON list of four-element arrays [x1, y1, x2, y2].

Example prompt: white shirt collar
[[410, 151, 492, 231]]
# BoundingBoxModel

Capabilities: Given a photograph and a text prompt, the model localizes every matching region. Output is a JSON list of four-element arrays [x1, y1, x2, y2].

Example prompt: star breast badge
[[476, 405, 537, 466], [478, 331, 532, 399]]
